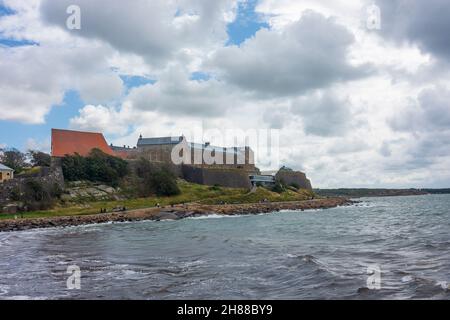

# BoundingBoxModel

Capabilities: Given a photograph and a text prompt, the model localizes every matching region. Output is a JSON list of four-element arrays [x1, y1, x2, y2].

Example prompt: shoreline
[[0, 197, 356, 233]]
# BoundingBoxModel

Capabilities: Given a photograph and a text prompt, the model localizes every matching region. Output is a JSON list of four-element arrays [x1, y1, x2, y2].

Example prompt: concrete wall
[[275, 170, 312, 190], [182, 165, 252, 189]]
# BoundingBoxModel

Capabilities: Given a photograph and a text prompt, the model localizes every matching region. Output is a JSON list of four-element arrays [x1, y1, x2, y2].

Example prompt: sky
[[1, 0, 450, 188]]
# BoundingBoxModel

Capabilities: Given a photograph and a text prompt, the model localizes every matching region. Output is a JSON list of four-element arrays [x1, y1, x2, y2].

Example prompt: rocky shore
[[0, 197, 356, 233]]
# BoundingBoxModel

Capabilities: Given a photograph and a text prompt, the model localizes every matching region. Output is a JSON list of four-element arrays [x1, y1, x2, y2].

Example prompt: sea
[[0, 194, 449, 300]]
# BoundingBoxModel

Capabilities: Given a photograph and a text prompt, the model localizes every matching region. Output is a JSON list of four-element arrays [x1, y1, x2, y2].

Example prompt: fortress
[[110, 135, 255, 172], [50, 129, 312, 190]]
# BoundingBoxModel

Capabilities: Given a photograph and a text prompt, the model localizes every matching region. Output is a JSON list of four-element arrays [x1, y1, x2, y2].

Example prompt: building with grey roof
[[135, 135, 256, 171]]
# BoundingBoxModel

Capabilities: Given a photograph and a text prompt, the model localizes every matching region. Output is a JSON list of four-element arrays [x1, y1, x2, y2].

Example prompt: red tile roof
[[51, 129, 115, 158]]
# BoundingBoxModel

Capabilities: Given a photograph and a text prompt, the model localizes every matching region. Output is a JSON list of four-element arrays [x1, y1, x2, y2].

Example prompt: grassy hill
[[0, 180, 315, 220]]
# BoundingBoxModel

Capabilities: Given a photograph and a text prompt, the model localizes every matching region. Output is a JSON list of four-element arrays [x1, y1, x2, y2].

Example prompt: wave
[[186, 214, 249, 220]]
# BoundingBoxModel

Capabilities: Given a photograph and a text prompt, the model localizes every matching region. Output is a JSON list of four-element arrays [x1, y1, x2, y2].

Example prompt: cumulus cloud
[[379, 141, 392, 157], [209, 10, 371, 97], [125, 66, 233, 117], [328, 138, 370, 155], [291, 90, 352, 137], [389, 86, 450, 133], [0, 45, 63, 124], [25, 137, 51, 153], [69, 104, 130, 135], [376, 0, 450, 63], [40, 0, 236, 68], [0, 44, 124, 124], [262, 107, 291, 129]]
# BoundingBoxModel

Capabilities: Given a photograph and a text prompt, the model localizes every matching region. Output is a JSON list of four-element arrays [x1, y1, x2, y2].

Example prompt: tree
[[0, 148, 27, 173], [28, 150, 51, 167], [61, 149, 128, 186]]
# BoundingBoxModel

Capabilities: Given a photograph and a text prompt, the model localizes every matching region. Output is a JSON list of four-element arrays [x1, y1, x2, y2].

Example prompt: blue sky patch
[[226, 0, 269, 46], [120, 75, 155, 90], [0, 3, 15, 16], [190, 71, 211, 82], [0, 37, 38, 47]]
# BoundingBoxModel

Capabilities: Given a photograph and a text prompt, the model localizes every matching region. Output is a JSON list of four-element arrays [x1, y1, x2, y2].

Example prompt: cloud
[[328, 138, 370, 155], [379, 141, 392, 157], [291, 90, 352, 137], [40, 0, 236, 69], [0, 40, 123, 124], [68, 65, 236, 136], [0, 45, 64, 124], [69, 104, 130, 136], [389, 86, 450, 133], [125, 66, 233, 117], [262, 108, 290, 129], [209, 10, 371, 97], [25, 137, 51, 153], [376, 0, 450, 63], [77, 73, 124, 104]]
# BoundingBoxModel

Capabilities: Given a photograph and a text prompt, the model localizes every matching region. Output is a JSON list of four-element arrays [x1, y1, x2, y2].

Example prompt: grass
[[0, 180, 315, 220], [16, 166, 41, 176]]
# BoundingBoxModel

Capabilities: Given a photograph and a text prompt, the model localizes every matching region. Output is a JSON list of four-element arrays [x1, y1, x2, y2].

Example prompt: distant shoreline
[[314, 188, 450, 198], [0, 197, 355, 233]]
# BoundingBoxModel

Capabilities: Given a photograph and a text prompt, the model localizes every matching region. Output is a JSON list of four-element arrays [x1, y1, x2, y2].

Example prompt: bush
[[9, 186, 21, 202], [18, 179, 62, 211], [290, 182, 300, 190], [61, 149, 128, 187], [271, 182, 285, 194], [135, 158, 180, 197], [209, 185, 222, 191]]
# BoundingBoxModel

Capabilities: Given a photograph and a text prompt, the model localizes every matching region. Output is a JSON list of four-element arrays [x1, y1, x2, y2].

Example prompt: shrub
[[290, 182, 300, 190], [9, 186, 21, 202], [19, 179, 62, 211], [135, 158, 180, 197], [209, 185, 222, 191], [271, 182, 285, 194]]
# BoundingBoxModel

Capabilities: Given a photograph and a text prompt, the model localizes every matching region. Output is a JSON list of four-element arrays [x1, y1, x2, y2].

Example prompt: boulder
[[155, 212, 179, 221]]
